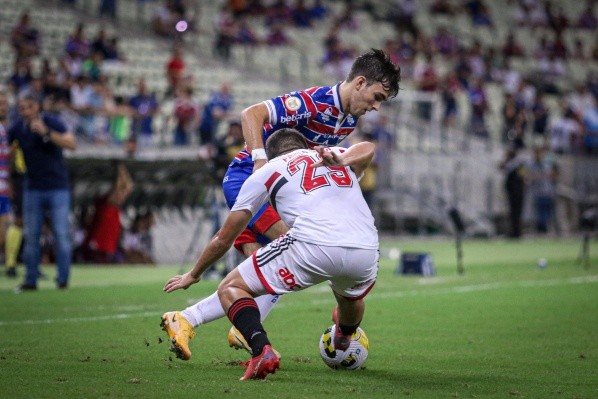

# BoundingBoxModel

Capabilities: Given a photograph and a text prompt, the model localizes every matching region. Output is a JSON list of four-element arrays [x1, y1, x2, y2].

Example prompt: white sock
[[181, 292, 282, 327], [255, 294, 281, 321], [182, 292, 224, 327]]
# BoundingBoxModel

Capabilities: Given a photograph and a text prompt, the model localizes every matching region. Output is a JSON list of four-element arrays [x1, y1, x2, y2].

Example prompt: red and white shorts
[[237, 233, 379, 300]]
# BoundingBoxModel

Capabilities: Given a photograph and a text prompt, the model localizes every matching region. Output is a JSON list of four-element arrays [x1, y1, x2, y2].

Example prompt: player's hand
[[163, 272, 200, 293], [252, 158, 267, 173], [313, 146, 342, 168]]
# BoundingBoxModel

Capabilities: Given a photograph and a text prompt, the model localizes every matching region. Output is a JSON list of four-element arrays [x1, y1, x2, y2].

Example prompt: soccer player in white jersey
[[164, 49, 400, 358], [161, 128, 379, 380]]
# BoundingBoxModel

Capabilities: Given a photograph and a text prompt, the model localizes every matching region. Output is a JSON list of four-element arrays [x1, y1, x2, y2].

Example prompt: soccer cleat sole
[[169, 338, 188, 360], [160, 316, 192, 360]]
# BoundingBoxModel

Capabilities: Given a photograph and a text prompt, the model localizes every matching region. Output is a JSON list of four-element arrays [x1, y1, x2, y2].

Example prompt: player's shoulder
[[251, 158, 284, 179], [300, 85, 333, 98]]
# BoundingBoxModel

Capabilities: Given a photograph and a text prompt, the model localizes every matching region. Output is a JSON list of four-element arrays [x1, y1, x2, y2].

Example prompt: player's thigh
[[328, 248, 379, 300], [218, 267, 260, 309], [237, 236, 332, 296]]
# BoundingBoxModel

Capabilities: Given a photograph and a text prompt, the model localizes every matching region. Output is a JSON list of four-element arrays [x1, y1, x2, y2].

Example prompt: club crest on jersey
[[284, 96, 301, 112], [346, 115, 355, 125], [321, 107, 333, 122]]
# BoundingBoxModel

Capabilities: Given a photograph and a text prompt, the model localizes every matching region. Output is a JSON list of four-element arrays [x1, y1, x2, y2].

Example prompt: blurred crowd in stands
[[316, 0, 597, 155], [3, 0, 597, 156]]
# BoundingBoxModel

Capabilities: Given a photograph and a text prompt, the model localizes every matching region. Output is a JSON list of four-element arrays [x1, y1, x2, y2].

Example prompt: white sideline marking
[[0, 311, 162, 327], [1, 276, 596, 327], [376, 275, 598, 298]]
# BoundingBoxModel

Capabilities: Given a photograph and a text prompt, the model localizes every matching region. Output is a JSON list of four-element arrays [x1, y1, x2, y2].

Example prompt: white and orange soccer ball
[[318, 325, 369, 370]]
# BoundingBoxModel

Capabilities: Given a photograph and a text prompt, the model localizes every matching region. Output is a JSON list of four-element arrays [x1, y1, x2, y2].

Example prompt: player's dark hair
[[265, 128, 307, 159], [347, 48, 401, 98]]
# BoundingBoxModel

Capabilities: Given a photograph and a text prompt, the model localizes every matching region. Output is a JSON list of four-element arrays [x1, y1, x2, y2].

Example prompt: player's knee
[[217, 269, 251, 306]]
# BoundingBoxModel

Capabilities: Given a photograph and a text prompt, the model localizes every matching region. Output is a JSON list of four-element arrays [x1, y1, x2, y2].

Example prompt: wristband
[[42, 130, 51, 143], [251, 148, 267, 161]]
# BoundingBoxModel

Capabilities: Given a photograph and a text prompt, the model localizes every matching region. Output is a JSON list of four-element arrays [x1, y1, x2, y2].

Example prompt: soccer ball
[[319, 325, 369, 370]]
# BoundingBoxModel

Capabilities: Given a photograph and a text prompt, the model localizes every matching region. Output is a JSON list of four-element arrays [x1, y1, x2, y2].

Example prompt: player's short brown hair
[[265, 128, 307, 159], [347, 48, 401, 98]]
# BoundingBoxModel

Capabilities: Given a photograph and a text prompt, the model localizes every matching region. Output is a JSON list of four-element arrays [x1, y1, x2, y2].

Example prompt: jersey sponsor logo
[[280, 111, 312, 124], [310, 131, 348, 144], [284, 96, 301, 112], [278, 267, 301, 291]]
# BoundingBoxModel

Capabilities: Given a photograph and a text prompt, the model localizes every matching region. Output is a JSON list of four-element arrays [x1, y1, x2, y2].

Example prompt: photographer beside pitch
[[162, 129, 379, 380]]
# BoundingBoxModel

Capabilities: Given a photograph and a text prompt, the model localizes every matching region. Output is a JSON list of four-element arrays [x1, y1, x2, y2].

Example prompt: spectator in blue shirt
[[8, 94, 77, 292], [129, 79, 159, 146], [198, 82, 233, 146]]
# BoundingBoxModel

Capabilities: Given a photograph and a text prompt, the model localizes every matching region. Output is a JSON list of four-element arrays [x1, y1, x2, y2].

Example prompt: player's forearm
[[188, 210, 251, 279], [188, 234, 233, 279], [340, 142, 375, 170]]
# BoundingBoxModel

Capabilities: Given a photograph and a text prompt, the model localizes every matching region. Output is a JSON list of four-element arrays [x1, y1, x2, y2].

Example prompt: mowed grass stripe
[[2, 274, 595, 327]]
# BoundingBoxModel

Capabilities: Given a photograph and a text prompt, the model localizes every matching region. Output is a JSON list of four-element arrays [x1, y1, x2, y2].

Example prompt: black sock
[[339, 323, 360, 336], [227, 298, 270, 356]]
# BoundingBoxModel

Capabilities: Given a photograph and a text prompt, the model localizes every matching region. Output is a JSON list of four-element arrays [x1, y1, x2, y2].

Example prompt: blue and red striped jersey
[[234, 84, 359, 165]]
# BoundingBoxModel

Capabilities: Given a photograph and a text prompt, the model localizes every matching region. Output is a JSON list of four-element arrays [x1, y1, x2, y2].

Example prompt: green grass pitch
[[0, 237, 596, 398]]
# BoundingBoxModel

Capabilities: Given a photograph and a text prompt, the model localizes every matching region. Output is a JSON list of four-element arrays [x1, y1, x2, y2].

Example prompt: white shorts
[[237, 233, 379, 300]]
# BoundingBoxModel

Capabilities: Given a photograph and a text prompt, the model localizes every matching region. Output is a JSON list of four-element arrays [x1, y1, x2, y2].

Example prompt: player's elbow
[[360, 141, 376, 160], [240, 106, 254, 122], [241, 103, 268, 124], [362, 141, 376, 152]]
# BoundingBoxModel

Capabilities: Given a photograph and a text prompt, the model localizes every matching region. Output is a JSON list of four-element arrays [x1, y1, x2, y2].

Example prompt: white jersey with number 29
[[231, 147, 378, 249]]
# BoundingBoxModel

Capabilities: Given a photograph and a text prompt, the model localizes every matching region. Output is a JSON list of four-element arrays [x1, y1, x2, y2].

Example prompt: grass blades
[[0, 237, 596, 398]]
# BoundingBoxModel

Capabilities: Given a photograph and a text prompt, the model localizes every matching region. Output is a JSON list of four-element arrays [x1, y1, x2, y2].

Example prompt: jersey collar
[[332, 83, 343, 113]]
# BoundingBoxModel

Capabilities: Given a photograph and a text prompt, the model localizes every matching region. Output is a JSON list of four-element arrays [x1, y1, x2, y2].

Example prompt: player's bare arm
[[163, 210, 252, 293], [313, 142, 375, 177], [107, 162, 134, 206], [241, 103, 270, 172]]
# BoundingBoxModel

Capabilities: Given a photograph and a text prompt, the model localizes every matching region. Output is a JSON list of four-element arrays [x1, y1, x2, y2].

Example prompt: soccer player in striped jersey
[[161, 49, 399, 360], [229, 49, 399, 258], [162, 129, 378, 380]]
